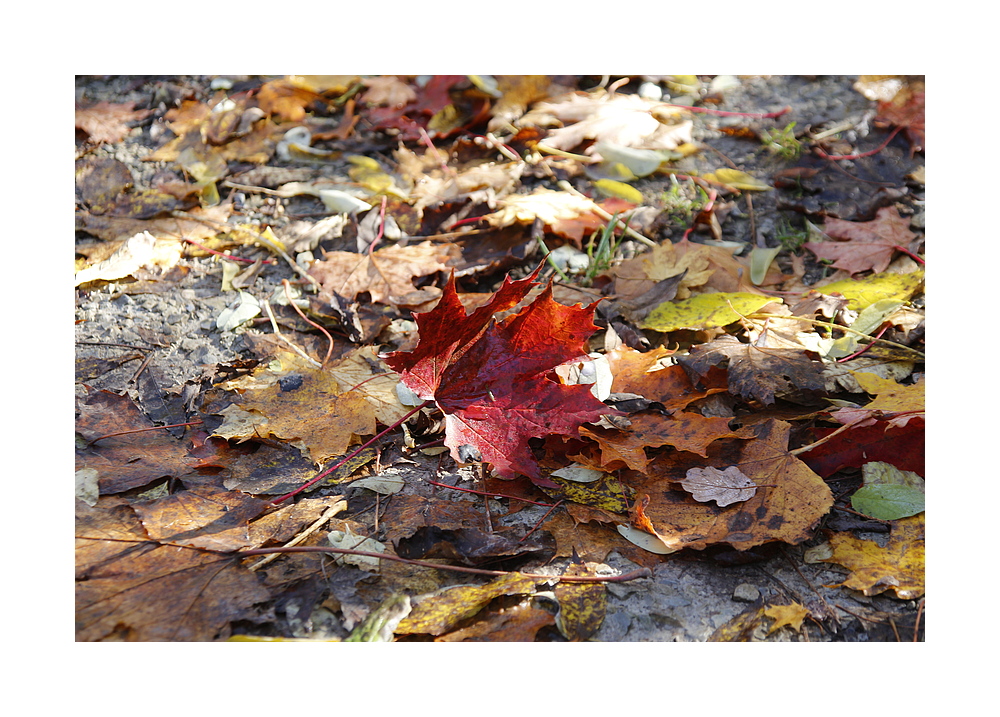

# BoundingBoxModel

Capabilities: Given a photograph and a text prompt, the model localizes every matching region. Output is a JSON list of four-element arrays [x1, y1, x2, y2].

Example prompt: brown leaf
[[76, 387, 203, 494], [681, 466, 758, 507], [76, 496, 271, 641], [626, 419, 834, 552], [804, 206, 917, 275], [76, 101, 151, 144], [311, 241, 460, 306]]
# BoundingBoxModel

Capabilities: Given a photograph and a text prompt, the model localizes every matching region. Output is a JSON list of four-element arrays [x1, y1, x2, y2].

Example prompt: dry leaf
[[681, 466, 758, 507]]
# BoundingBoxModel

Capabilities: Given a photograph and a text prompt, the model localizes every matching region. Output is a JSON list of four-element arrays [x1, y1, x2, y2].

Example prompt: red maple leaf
[[383, 266, 616, 485], [804, 206, 917, 275]]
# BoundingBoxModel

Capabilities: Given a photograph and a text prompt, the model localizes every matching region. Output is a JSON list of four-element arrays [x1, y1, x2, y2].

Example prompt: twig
[[271, 400, 432, 504], [753, 313, 924, 359], [519, 500, 564, 543], [814, 125, 903, 161], [836, 324, 890, 362], [282, 279, 334, 368], [666, 104, 791, 120], [425, 480, 557, 507], [262, 299, 321, 368], [556, 180, 657, 248], [88, 420, 203, 444], [247, 501, 347, 571], [171, 210, 321, 290], [234, 544, 653, 583]]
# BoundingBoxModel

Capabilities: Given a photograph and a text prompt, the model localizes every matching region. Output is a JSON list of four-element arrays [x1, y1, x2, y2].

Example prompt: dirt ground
[[75, 75, 924, 642]]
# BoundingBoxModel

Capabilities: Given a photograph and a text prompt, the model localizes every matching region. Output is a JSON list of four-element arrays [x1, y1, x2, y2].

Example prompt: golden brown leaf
[[816, 513, 924, 599]]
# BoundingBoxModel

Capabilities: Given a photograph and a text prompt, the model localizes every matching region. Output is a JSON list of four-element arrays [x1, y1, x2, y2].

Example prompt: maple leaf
[[383, 267, 617, 484], [804, 206, 917, 275]]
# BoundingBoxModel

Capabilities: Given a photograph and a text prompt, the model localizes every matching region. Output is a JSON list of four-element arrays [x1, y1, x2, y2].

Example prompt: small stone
[[733, 583, 760, 603]]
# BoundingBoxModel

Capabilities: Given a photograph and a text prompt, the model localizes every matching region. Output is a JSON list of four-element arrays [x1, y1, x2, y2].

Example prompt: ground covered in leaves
[[75, 75, 925, 642]]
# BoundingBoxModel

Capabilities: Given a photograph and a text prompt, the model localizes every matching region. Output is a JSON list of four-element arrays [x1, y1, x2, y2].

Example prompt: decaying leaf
[[395, 572, 542, 636], [811, 514, 924, 599]]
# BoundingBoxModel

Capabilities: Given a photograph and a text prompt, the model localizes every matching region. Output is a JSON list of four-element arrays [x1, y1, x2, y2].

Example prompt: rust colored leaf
[[626, 419, 834, 552], [76, 497, 272, 641], [257, 79, 325, 122], [131, 485, 271, 551], [804, 206, 917, 275], [383, 267, 617, 484]]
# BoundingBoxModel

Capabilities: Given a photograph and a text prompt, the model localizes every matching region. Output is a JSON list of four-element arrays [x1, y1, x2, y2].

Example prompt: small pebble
[[733, 583, 761, 602]]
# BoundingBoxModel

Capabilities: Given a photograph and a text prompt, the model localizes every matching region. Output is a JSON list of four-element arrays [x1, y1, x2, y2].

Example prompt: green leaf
[[851, 484, 925, 520], [641, 292, 779, 332]]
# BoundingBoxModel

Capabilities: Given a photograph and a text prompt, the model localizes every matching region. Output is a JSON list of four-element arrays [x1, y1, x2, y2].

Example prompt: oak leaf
[[383, 267, 617, 484]]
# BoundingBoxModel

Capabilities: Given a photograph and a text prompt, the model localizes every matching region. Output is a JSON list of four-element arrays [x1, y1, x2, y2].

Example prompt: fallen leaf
[[678, 334, 829, 406], [641, 292, 780, 332], [804, 206, 917, 275], [681, 466, 758, 507], [76, 101, 151, 144], [535, 91, 693, 153], [395, 572, 541, 636], [310, 241, 461, 306], [814, 514, 924, 599], [383, 267, 617, 484], [765, 603, 810, 634], [76, 496, 272, 641], [625, 419, 834, 552], [555, 563, 607, 641]]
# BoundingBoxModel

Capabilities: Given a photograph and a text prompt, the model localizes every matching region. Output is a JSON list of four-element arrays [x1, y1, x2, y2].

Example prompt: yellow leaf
[[593, 179, 644, 204], [641, 292, 780, 332], [817, 513, 924, 599], [703, 168, 772, 191], [765, 603, 810, 634], [813, 270, 924, 311], [395, 573, 540, 636]]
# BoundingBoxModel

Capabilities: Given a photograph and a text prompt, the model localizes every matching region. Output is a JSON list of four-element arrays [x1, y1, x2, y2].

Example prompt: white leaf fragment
[[681, 466, 757, 507]]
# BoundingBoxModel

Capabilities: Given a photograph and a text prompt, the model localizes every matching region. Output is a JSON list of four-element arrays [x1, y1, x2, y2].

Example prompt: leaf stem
[[271, 400, 432, 505], [234, 544, 652, 583]]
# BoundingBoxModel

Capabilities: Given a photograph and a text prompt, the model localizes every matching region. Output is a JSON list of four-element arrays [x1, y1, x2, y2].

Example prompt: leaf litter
[[76, 75, 925, 642]]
